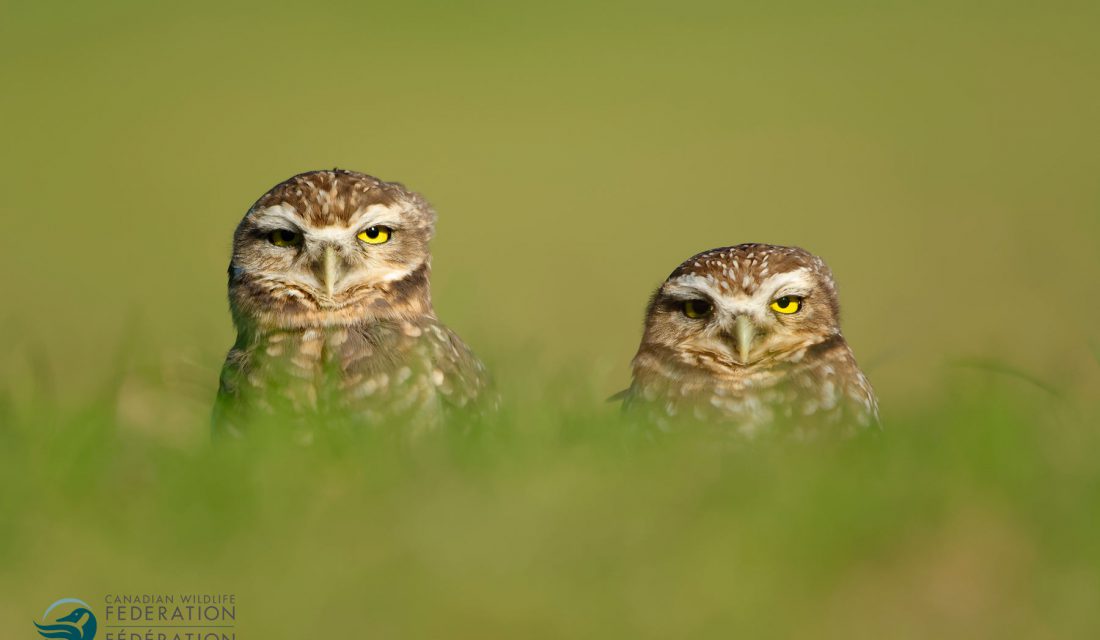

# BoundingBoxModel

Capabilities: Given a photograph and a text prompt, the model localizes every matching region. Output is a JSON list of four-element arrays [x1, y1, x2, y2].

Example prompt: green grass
[[2, 360, 1098, 638]]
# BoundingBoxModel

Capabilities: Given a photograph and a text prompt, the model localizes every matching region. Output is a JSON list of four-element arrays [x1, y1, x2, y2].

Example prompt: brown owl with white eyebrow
[[622, 244, 878, 438], [213, 169, 493, 440]]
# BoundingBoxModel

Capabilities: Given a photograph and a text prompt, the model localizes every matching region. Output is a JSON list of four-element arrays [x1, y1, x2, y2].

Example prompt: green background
[[2, 1, 1098, 637]]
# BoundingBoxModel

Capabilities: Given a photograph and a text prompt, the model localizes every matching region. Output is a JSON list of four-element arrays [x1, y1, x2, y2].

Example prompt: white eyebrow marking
[[348, 203, 405, 228], [758, 269, 814, 298], [251, 203, 302, 229], [666, 274, 724, 300], [665, 268, 815, 316], [252, 202, 408, 242]]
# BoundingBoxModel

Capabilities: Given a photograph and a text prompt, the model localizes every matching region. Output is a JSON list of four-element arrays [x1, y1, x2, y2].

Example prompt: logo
[[33, 593, 236, 639], [34, 598, 97, 640]]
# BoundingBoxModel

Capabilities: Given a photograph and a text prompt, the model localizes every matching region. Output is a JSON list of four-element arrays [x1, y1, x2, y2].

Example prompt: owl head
[[638, 244, 843, 372], [228, 170, 436, 331]]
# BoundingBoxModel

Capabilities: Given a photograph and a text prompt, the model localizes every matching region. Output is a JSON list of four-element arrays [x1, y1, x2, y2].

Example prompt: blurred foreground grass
[[1, 357, 1098, 639]]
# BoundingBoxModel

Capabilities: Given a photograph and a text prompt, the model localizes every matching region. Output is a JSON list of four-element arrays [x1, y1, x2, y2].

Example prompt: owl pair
[[214, 170, 878, 438]]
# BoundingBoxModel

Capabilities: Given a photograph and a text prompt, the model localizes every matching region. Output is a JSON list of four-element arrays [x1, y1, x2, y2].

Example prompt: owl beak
[[734, 315, 756, 364], [320, 245, 340, 297]]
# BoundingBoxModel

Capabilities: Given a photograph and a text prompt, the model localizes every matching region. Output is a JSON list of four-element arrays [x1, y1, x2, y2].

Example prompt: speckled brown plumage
[[623, 244, 878, 438], [214, 169, 493, 439]]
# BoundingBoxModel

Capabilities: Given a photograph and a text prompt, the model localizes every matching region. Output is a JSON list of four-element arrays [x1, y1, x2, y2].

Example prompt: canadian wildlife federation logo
[[34, 598, 97, 640]]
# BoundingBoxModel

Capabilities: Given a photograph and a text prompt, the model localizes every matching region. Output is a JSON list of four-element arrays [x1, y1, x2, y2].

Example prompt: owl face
[[229, 170, 436, 330], [641, 244, 842, 372]]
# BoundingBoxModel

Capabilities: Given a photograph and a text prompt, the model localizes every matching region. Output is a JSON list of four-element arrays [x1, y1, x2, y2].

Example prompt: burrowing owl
[[213, 169, 492, 439], [623, 244, 878, 437]]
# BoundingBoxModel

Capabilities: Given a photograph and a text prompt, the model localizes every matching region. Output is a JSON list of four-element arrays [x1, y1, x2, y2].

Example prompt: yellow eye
[[683, 299, 713, 319], [358, 226, 392, 245], [770, 296, 803, 314], [268, 229, 301, 247]]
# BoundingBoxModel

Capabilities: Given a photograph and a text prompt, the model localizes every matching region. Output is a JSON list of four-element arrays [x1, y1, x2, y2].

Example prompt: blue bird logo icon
[[34, 599, 97, 640]]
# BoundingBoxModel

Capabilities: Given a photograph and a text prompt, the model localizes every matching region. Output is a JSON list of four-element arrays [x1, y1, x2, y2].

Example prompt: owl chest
[[253, 328, 346, 378], [709, 368, 837, 420], [644, 362, 843, 430], [243, 325, 440, 420]]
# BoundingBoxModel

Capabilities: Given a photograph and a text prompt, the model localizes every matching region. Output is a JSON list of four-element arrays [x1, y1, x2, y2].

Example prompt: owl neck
[[234, 262, 435, 336], [635, 333, 846, 385]]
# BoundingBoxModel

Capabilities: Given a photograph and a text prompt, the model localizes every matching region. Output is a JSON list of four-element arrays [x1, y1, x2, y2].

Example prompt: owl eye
[[682, 299, 713, 319], [268, 229, 302, 247], [358, 226, 392, 245], [770, 296, 803, 314]]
